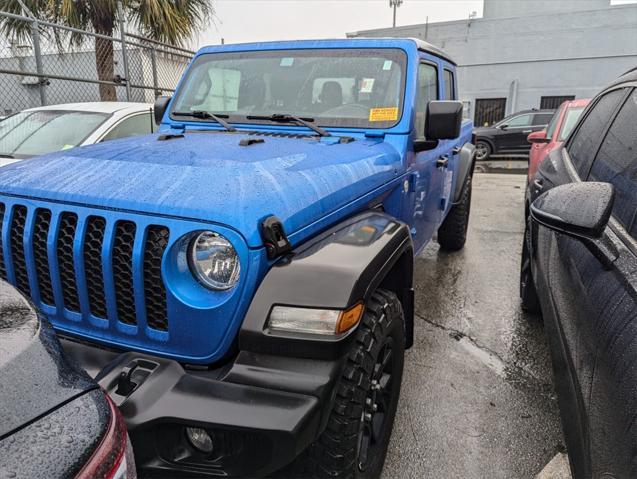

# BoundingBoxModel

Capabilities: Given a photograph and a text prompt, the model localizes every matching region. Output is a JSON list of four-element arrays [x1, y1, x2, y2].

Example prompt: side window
[[443, 69, 455, 100], [567, 89, 626, 178], [545, 108, 562, 140], [588, 89, 637, 233], [102, 113, 154, 142], [506, 114, 533, 127], [415, 63, 438, 138], [532, 113, 553, 126]]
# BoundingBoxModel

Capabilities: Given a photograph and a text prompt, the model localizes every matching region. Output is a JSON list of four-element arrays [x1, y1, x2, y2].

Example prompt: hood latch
[[261, 216, 292, 260]]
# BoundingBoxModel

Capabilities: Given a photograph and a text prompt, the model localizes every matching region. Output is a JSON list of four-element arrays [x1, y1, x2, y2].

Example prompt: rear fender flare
[[453, 142, 477, 204]]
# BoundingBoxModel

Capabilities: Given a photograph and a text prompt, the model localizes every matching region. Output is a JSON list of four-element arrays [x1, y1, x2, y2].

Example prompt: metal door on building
[[474, 98, 507, 127], [540, 95, 575, 109]]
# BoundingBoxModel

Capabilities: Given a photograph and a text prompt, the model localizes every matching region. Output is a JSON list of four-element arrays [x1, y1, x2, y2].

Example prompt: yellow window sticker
[[61, 144, 74, 150], [369, 107, 399, 122]]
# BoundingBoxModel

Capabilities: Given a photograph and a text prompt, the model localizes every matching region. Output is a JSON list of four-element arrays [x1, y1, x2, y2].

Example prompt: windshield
[[558, 107, 585, 141], [171, 48, 407, 129], [0, 110, 108, 158]]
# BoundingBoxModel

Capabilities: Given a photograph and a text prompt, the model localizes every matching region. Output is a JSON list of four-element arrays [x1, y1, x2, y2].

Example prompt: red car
[[526, 98, 590, 180]]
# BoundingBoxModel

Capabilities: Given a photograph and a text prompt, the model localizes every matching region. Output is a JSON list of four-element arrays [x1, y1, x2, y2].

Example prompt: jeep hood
[[0, 132, 402, 247]]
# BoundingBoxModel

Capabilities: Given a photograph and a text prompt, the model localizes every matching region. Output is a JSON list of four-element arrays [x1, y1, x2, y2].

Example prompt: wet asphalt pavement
[[382, 173, 565, 479]]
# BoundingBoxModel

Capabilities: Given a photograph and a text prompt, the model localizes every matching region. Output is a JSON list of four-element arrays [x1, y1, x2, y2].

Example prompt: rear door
[[537, 86, 636, 477]]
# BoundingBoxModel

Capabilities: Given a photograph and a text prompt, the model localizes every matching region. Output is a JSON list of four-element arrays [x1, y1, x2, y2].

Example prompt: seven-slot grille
[[0, 202, 170, 332]]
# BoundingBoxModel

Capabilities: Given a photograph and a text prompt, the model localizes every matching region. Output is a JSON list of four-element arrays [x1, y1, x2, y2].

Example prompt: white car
[[0, 102, 155, 167]]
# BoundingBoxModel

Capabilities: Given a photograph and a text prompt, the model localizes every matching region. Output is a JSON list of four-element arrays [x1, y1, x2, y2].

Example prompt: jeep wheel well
[[378, 247, 414, 349]]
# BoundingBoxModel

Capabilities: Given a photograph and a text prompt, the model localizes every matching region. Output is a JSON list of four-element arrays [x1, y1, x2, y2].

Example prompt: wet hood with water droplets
[[0, 281, 95, 437], [0, 131, 402, 247]]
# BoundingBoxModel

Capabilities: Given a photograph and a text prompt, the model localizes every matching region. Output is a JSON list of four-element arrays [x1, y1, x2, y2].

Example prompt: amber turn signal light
[[336, 302, 365, 334]]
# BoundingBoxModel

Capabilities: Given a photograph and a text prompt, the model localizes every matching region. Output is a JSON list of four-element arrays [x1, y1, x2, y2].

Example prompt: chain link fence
[[0, 10, 194, 116]]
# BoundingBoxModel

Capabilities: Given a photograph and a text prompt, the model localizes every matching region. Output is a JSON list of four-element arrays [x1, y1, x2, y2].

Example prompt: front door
[[409, 59, 445, 253], [498, 112, 534, 153]]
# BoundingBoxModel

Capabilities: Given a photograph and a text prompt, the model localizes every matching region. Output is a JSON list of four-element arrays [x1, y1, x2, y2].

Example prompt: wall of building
[[482, 0, 609, 18], [0, 48, 187, 114], [349, 3, 637, 122]]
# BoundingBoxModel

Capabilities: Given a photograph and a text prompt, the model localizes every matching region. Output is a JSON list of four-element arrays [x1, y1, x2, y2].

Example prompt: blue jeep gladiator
[[0, 38, 474, 477]]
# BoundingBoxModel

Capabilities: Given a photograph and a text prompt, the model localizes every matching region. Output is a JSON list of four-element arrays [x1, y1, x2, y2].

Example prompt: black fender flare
[[453, 142, 477, 204], [239, 211, 414, 360]]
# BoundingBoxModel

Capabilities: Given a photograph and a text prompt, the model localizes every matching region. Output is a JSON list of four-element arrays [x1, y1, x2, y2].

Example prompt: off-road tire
[[299, 289, 405, 479], [437, 175, 472, 252], [520, 217, 541, 314]]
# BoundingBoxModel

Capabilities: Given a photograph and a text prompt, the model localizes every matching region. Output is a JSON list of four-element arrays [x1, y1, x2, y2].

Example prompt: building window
[[540, 95, 575, 110], [474, 98, 506, 127]]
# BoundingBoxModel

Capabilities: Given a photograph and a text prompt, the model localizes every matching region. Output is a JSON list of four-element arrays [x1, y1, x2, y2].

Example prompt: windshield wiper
[[0, 154, 14, 159], [246, 114, 330, 137], [172, 110, 236, 132]]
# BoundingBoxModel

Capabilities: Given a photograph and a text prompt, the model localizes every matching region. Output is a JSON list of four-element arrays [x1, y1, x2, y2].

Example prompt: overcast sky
[[196, 0, 637, 47], [197, 0, 484, 46]]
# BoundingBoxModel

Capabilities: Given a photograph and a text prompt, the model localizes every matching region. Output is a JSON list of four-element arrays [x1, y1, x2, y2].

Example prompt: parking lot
[[383, 173, 565, 478]]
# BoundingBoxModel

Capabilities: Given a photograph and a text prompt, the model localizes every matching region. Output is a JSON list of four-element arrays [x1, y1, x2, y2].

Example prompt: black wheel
[[520, 217, 541, 314], [475, 140, 491, 161], [437, 175, 472, 252], [300, 289, 405, 479]]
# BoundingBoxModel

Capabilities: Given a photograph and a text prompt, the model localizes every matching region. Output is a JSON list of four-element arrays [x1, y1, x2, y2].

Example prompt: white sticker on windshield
[[382, 60, 393, 71], [360, 78, 375, 93], [280, 57, 294, 67]]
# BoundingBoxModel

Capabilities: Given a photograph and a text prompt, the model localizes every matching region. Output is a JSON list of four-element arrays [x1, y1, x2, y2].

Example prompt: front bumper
[[60, 338, 345, 477]]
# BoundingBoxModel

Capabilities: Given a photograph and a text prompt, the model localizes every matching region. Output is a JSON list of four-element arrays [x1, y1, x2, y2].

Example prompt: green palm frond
[[128, 0, 213, 46], [0, 0, 213, 45]]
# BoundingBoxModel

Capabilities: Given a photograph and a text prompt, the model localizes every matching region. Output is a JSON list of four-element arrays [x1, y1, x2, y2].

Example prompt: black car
[[520, 69, 637, 477], [473, 109, 554, 161], [0, 281, 135, 479]]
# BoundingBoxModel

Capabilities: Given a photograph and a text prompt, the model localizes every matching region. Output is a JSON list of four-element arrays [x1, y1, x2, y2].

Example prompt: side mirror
[[531, 182, 618, 267], [425, 100, 463, 140], [528, 130, 549, 144], [154, 95, 172, 125], [499, 123, 508, 130]]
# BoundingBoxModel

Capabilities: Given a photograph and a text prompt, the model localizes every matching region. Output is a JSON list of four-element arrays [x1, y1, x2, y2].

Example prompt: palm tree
[[0, 0, 213, 100]]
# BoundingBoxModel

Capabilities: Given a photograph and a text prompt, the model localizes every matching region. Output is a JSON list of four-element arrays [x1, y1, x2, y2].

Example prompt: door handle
[[522, 129, 532, 134], [533, 178, 543, 189], [437, 155, 449, 168]]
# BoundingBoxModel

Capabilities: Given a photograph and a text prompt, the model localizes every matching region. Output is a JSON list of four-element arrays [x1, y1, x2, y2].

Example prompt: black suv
[[520, 69, 637, 478], [473, 109, 554, 161]]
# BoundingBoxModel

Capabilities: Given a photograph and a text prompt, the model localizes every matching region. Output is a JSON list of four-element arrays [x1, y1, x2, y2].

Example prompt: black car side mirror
[[425, 101, 463, 140], [499, 124, 508, 130], [154, 95, 172, 125], [530, 182, 618, 267]]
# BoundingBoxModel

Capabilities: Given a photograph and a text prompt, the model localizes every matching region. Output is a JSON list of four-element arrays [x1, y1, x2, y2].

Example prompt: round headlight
[[189, 231, 240, 290]]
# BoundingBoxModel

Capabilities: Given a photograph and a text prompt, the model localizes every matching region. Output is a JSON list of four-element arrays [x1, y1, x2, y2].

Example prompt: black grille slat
[[113, 221, 137, 325], [33, 209, 54, 305], [144, 226, 170, 331], [10, 206, 30, 295], [84, 216, 107, 318], [4, 202, 174, 336], [57, 213, 80, 312], [0, 203, 5, 280]]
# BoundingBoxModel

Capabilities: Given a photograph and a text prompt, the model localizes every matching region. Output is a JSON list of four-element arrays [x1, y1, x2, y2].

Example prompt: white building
[[348, 0, 637, 125]]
